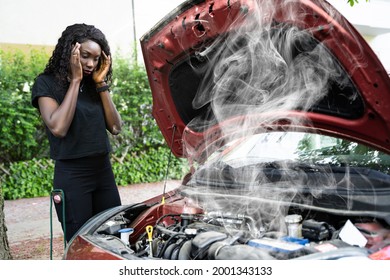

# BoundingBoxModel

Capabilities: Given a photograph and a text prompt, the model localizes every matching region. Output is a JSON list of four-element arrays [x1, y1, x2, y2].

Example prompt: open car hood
[[140, 0, 390, 163]]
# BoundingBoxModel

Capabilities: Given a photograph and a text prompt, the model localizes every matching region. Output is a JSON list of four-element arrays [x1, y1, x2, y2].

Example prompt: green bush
[[0, 49, 50, 163], [2, 148, 187, 200], [1, 158, 54, 200], [110, 55, 165, 157], [112, 147, 188, 186]]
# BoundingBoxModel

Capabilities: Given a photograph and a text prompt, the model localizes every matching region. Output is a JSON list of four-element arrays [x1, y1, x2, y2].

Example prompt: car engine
[[95, 191, 390, 260]]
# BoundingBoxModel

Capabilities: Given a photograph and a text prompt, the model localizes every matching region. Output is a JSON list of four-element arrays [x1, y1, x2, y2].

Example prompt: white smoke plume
[[180, 0, 365, 236], [184, 0, 361, 149]]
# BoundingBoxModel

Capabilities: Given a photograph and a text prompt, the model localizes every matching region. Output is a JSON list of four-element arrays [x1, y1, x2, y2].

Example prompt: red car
[[64, 0, 390, 260]]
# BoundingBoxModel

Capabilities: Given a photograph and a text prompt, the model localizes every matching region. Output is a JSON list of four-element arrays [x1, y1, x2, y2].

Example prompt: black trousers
[[53, 154, 121, 242]]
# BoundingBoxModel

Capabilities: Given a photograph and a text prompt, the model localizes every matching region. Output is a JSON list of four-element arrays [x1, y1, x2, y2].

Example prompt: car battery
[[247, 237, 310, 259]]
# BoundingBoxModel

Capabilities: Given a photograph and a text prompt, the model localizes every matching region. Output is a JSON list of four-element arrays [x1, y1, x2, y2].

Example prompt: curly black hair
[[42, 23, 112, 85]]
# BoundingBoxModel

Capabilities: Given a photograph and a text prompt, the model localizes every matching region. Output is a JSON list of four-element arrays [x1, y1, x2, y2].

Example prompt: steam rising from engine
[[182, 0, 363, 236], [186, 0, 358, 140]]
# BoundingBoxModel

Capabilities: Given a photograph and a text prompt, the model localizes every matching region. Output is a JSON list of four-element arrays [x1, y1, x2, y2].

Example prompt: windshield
[[206, 132, 390, 174], [185, 131, 390, 215]]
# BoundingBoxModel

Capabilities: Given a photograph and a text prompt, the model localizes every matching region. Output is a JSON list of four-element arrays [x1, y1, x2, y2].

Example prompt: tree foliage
[[109, 55, 165, 159]]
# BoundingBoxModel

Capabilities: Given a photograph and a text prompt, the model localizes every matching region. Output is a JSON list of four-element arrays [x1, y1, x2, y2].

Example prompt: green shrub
[[1, 158, 54, 200], [110, 55, 165, 157], [0, 49, 50, 163], [112, 147, 188, 186], [1, 148, 188, 200]]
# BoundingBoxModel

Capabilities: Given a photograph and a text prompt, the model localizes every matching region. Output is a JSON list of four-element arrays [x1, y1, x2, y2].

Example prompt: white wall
[[328, 0, 390, 33], [326, 0, 390, 71], [0, 0, 184, 56]]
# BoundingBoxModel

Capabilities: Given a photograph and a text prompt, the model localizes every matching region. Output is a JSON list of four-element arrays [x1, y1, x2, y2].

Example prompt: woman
[[32, 23, 122, 242]]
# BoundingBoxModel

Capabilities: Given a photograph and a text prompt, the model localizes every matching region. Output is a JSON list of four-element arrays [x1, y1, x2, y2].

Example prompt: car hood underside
[[140, 0, 390, 163]]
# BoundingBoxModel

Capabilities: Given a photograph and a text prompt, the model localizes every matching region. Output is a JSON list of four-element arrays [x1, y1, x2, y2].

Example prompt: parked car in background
[[64, 0, 390, 260]]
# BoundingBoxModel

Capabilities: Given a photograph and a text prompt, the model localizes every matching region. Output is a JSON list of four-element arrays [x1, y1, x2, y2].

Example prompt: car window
[[207, 131, 390, 174]]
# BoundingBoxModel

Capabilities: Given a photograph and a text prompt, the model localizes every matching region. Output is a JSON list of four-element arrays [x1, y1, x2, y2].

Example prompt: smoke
[[180, 0, 363, 237], [187, 0, 353, 137]]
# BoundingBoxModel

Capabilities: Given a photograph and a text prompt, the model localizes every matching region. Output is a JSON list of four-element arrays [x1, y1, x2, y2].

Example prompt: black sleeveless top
[[31, 74, 111, 160]]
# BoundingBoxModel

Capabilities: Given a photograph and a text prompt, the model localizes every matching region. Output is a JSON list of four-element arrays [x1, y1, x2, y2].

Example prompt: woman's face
[[79, 40, 102, 76]]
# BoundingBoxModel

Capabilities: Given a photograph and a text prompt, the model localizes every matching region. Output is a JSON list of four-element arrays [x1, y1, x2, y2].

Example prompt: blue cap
[[118, 228, 134, 234]]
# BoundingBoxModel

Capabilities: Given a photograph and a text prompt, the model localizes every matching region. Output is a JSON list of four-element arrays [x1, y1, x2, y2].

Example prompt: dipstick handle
[[146, 225, 153, 257]]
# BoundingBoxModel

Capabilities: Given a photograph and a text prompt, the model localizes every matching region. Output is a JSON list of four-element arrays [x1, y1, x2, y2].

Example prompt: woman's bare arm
[[38, 43, 83, 138], [93, 51, 122, 135], [38, 80, 81, 138], [98, 87, 122, 135]]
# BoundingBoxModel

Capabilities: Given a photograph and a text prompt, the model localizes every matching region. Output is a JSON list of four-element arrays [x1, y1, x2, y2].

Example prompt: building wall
[[0, 0, 184, 59]]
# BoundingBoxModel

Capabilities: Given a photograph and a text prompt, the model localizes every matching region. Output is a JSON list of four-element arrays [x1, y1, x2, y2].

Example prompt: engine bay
[[93, 189, 390, 260]]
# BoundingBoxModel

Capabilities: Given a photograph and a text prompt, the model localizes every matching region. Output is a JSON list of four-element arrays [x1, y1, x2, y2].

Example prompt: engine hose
[[155, 224, 184, 236], [50, 189, 66, 260], [178, 240, 192, 260], [157, 232, 187, 258]]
